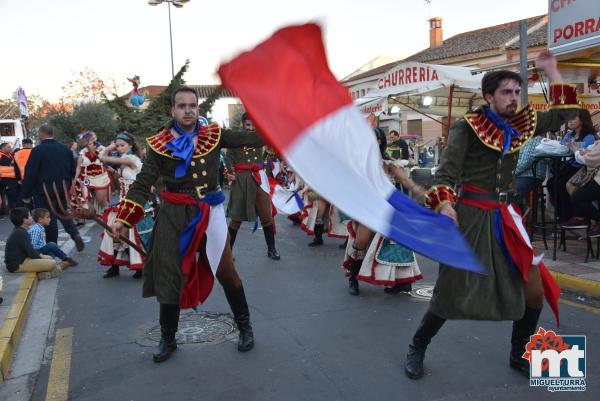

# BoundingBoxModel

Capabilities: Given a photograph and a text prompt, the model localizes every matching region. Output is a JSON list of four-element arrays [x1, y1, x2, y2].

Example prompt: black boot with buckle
[[153, 304, 180, 363], [405, 311, 446, 379], [510, 306, 542, 376], [263, 225, 280, 260], [224, 285, 255, 352]]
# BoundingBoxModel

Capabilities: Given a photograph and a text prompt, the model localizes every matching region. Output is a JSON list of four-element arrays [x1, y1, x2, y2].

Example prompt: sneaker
[[588, 223, 600, 237], [562, 217, 589, 228]]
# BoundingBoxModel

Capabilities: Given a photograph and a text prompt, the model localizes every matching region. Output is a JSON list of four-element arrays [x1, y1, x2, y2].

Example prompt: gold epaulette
[[146, 123, 222, 159], [464, 104, 537, 154]]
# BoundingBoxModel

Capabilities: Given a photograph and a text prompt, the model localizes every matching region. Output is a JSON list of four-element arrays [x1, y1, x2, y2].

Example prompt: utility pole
[[519, 21, 528, 107]]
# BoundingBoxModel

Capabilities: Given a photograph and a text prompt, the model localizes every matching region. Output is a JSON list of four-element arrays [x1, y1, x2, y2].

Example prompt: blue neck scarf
[[166, 120, 200, 178], [483, 107, 521, 159]]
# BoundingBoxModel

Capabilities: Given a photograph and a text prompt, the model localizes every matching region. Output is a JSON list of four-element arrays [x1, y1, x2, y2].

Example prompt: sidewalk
[[533, 231, 600, 298], [0, 223, 92, 382]]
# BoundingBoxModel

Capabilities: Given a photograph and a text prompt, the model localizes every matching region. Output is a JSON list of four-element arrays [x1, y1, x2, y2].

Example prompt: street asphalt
[[2, 211, 597, 401]]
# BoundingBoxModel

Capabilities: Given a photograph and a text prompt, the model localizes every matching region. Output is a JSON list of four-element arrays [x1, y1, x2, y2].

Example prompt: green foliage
[[47, 102, 118, 144], [104, 60, 219, 140], [25, 60, 220, 146]]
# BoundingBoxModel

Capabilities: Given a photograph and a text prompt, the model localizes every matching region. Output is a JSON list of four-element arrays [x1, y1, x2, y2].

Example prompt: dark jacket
[[20, 138, 76, 199], [389, 139, 409, 160], [4, 227, 41, 272]]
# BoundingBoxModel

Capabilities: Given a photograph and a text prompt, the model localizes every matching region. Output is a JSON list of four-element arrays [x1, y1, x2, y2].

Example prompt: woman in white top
[[97, 132, 146, 279]]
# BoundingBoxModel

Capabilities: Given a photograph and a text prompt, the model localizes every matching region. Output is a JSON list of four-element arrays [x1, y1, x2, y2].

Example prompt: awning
[[355, 62, 484, 116]]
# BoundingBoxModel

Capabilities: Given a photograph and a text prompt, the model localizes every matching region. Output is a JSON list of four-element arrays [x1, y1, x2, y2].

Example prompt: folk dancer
[[404, 54, 578, 380], [98, 132, 147, 279], [111, 87, 264, 362], [226, 113, 280, 260]]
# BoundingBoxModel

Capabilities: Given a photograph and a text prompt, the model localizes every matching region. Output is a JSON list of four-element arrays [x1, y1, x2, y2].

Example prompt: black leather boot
[[228, 227, 238, 251], [405, 311, 446, 380], [308, 223, 324, 247], [510, 306, 542, 376], [153, 304, 180, 363], [263, 225, 280, 260], [103, 265, 119, 278], [224, 285, 255, 352], [348, 258, 362, 296]]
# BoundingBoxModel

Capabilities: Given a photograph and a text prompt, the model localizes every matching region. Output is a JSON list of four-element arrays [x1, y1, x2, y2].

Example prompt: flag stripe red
[[218, 23, 352, 152]]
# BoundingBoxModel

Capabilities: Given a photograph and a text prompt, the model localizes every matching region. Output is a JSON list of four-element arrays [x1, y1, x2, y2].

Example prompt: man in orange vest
[[0, 142, 20, 212], [14, 138, 33, 183]]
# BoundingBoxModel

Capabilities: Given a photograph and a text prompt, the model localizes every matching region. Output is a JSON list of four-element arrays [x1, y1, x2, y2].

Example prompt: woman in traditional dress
[[97, 132, 147, 279], [71, 131, 111, 213], [343, 128, 426, 295]]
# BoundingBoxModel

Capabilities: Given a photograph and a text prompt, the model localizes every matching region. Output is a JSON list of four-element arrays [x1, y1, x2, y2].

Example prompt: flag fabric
[[270, 178, 304, 215], [218, 23, 484, 274]]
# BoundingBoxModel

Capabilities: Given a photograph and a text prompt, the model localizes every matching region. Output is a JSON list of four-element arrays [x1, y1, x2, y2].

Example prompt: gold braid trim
[[424, 185, 457, 212]]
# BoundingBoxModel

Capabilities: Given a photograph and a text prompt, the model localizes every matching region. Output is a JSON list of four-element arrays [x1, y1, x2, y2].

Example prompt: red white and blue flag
[[219, 23, 484, 273]]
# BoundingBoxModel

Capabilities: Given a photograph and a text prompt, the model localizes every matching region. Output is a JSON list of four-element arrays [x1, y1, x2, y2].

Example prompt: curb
[[550, 271, 600, 299], [0, 272, 38, 383]]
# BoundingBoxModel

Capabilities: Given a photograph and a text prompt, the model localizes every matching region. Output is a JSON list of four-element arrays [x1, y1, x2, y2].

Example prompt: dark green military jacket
[[428, 103, 577, 321], [116, 121, 264, 304], [225, 135, 268, 222]]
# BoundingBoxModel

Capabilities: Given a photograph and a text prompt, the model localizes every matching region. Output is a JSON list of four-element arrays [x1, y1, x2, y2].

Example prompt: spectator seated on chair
[[547, 109, 597, 222], [565, 140, 600, 236], [515, 135, 547, 213]]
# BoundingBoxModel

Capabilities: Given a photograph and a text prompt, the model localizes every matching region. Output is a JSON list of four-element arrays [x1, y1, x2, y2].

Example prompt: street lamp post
[[148, 0, 190, 79]]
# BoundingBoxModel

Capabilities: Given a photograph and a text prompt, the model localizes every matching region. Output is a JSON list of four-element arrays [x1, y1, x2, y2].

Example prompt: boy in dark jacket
[[4, 207, 61, 278]]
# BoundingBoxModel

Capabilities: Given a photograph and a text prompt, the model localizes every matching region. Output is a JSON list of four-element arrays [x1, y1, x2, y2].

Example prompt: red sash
[[461, 184, 560, 326]]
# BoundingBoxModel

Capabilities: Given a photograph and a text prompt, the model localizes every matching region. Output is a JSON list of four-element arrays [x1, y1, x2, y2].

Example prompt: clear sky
[[0, 0, 548, 102]]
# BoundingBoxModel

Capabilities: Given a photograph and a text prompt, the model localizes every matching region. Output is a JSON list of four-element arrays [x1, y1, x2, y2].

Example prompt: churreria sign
[[523, 327, 586, 392], [377, 65, 439, 90]]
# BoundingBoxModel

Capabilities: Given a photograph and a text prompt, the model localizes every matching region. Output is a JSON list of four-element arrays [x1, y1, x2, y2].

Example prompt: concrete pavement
[[6, 215, 596, 401]]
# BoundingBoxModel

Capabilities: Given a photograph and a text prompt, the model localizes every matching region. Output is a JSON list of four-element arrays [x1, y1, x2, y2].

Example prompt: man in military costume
[[226, 113, 280, 260], [404, 54, 578, 380], [112, 87, 263, 363]]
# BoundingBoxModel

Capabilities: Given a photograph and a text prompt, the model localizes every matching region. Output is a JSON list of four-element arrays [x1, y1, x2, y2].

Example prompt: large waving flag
[[219, 23, 484, 273]]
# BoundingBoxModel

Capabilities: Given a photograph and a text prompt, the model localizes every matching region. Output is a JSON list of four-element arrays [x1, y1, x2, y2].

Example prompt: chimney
[[429, 17, 443, 48]]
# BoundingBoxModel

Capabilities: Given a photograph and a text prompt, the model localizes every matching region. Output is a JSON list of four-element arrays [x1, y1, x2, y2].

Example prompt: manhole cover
[[146, 312, 235, 344], [411, 284, 434, 300]]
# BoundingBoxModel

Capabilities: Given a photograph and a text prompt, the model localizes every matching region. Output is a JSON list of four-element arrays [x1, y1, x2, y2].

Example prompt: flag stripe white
[[287, 105, 396, 235]]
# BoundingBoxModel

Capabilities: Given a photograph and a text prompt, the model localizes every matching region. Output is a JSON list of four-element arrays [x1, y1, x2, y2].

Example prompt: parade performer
[[72, 131, 111, 213], [98, 132, 146, 279], [226, 113, 280, 260], [404, 53, 577, 380], [344, 128, 425, 295], [111, 87, 263, 363], [301, 195, 349, 247]]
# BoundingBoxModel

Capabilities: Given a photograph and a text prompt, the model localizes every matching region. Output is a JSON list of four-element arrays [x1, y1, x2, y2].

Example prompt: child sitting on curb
[[28, 208, 78, 268], [4, 208, 64, 279]]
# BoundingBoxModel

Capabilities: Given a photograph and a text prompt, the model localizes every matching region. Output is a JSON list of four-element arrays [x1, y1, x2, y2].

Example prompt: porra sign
[[553, 16, 600, 43]]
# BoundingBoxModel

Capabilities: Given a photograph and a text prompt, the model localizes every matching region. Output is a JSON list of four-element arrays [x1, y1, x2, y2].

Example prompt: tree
[[104, 60, 219, 139], [47, 103, 118, 144], [61, 68, 106, 105]]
